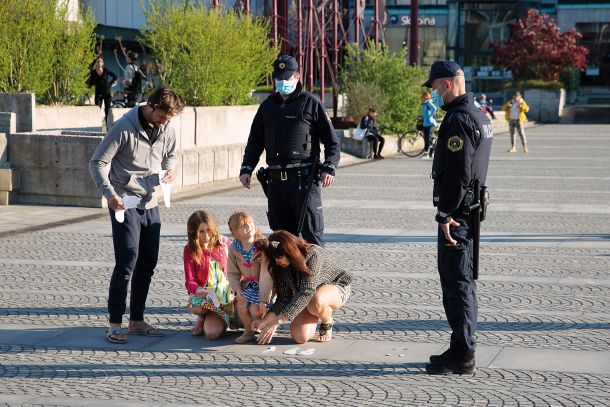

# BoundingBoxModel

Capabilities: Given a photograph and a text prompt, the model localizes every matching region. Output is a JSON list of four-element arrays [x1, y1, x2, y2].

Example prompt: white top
[[509, 102, 521, 120]]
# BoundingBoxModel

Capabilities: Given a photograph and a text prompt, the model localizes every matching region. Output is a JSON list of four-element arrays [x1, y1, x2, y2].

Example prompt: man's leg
[[267, 180, 299, 235], [299, 183, 324, 246], [376, 134, 385, 156], [427, 217, 477, 374], [108, 208, 142, 324], [129, 207, 161, 323]]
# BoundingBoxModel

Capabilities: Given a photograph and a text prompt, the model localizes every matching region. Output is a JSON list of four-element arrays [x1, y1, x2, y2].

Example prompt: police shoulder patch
[[447, 135, 464, 152]]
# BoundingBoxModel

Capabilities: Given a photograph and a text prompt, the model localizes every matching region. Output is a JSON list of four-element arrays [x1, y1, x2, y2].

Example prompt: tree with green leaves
[[141, 0, 276, 106], [0, 0, 96, 105], [342, 44, 428, 134]]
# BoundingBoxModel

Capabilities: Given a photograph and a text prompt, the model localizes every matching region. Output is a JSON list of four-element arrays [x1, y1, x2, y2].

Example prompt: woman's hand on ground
[[255, 312, 279, 344]]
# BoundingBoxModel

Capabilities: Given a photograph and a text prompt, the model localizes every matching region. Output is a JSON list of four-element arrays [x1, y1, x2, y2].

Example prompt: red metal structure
[[268, 0, 385, 117]]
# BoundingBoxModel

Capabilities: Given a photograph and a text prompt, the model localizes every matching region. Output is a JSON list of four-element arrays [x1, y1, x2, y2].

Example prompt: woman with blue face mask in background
[[420, 91, 439, 159]]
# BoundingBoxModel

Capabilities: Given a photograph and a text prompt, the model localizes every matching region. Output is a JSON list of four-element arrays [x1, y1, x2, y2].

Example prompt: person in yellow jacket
[[502, 91, 529, 153]]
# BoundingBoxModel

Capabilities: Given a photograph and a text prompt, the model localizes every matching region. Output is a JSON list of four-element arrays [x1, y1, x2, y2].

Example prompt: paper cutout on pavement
[[114, 195, 141, 223], [159, 170, 171, 208], [298, 348, 316, 356], [263, 346, 277, 353], [283, 347, 300, 355]]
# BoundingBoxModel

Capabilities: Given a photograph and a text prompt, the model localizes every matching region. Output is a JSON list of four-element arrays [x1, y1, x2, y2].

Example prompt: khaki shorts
[[330, 284, 351, 306]]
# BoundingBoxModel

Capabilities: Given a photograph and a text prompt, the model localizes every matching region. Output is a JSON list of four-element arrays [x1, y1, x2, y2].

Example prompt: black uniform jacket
[[432, 93, 493, 216], [241, 82, 340, 174]]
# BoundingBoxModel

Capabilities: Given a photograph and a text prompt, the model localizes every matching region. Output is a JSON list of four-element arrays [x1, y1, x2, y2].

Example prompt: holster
[[480, 186, 490, 222], [255, 167, 269, 197]]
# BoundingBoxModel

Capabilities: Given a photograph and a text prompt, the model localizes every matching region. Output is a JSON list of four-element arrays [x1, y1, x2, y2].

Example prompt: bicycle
[[398, 118, 438, 158], [111, 81, 152, 108]]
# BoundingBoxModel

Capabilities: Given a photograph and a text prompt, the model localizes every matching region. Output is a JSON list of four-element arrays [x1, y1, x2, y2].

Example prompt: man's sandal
[[317, 320, 334, 342], [106, 329, 128, 344], [127, 322, 165, 337]]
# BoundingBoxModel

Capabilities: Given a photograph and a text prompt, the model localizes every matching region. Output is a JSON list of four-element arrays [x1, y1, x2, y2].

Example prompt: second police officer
[[239, 55, 340, 246], [423, 61, 493, 375]]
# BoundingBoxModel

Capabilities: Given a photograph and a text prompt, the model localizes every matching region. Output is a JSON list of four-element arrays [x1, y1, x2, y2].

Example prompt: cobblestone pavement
[[1, 124, 609, 406]]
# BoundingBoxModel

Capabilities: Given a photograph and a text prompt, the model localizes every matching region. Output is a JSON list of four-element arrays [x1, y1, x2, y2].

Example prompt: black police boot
[[425, 350, 475, 375], [429, 347, 454, 365]]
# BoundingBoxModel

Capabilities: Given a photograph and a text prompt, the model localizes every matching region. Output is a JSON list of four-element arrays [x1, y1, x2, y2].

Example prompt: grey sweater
[[270, 245, 352, 320], [89, 105, 177, 209]]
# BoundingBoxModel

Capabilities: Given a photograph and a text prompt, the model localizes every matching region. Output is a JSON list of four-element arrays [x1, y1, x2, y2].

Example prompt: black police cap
[[272, 55, 299, 80], [422, 60, 464, 88]]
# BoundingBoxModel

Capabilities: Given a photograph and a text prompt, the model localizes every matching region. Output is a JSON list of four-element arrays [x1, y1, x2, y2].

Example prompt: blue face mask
[[431, 83, 447, 107], [431, 90, 444, 107], [275, 79, 297, 95]]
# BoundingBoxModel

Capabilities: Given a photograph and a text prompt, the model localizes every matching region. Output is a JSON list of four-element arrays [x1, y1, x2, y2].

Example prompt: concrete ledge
[[0, 93, 35, 132], [338, 129, 400, 158], [36, 105, 105, 131], [0, 112, 16, 135], [0, 132, 7, 163]]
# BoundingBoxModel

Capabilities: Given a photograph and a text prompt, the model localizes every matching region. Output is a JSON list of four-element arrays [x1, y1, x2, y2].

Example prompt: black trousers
[[108, 207, 161, 324], [365, 132, 385, 156], [95, 92, 111, 127], [266, 178, 324, 246], [423, 126, 434, 153], [437, 214, 477, 352]]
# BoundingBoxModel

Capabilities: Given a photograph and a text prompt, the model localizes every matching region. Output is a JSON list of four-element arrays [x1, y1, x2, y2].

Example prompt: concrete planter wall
[[337, 129, 400, 159], [1, 98, 264, 207]]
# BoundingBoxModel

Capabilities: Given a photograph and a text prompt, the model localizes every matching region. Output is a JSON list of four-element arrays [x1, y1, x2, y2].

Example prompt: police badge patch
[[448, 135, 464, 152]]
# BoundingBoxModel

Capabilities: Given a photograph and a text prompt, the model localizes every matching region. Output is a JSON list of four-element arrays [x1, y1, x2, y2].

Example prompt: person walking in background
[[86, 56, 117, 129], [503, 91, 529, 153], [419, 91, 438, 159], [89, 88, 184, 344], [360, 108, 385, 159], [478, 94, 496, 120]]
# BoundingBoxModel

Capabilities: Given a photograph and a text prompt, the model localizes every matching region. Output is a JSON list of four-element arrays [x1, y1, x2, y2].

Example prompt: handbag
[[353, 126, 367, 141]]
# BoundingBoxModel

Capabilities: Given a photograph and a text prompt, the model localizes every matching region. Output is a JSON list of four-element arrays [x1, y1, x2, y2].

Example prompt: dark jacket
[[87, 68, 117, 95], [269, 245, 352, 320], [431, 93, 493, 216], [240, 82, 340, 174]]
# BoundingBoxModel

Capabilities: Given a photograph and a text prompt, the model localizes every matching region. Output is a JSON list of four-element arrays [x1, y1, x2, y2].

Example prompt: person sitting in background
[[360, 108, 385, 159]]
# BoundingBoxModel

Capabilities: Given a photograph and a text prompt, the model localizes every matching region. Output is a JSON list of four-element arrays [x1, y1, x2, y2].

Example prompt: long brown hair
[[254, 230, 312, 276], [186, 210, 221, 265]]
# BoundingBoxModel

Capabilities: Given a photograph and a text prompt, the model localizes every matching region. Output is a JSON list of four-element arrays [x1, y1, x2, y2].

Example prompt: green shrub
[[504, 80, 564, 90], [0, 0, 96, 105], [341, 44, 427, 134], [559, 67, 580, 91], [345, 80, 388, 122], [141, 0, 276, 106]]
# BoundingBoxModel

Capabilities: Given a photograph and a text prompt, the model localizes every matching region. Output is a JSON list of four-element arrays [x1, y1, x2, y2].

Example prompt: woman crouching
[[253, 230, 352, 344]]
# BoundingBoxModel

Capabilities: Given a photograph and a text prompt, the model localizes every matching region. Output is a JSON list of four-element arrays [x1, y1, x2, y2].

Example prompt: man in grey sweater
[[90, 87, 184, 344]]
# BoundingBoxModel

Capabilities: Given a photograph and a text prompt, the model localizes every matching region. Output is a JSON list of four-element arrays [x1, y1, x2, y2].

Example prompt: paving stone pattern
[[0, 124, 609, 405]]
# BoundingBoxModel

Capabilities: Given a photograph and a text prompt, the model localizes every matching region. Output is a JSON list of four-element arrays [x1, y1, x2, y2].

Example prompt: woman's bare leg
[[290, 309, 318, 344]]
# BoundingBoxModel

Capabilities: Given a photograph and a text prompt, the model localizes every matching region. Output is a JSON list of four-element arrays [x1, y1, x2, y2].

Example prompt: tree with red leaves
[[492, 9, 589, 82]]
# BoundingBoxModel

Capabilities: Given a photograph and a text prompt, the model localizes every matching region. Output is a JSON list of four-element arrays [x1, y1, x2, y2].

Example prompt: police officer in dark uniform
[[423, 61, 493, 375], [239, 55, 340, 246]]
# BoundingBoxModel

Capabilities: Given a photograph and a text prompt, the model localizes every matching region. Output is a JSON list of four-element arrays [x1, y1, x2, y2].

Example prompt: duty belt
[[267, 162, 313, 170], [268, 166, 312, 181]]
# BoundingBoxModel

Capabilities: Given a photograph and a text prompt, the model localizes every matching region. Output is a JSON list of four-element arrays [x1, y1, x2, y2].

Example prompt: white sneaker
[[420, 153, 429, 160]]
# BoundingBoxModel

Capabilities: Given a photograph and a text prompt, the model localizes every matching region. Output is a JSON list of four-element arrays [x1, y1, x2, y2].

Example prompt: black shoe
[[429, 348, 453, 365], [377, 154, 384, 159], [425, 350, 475, 375]]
